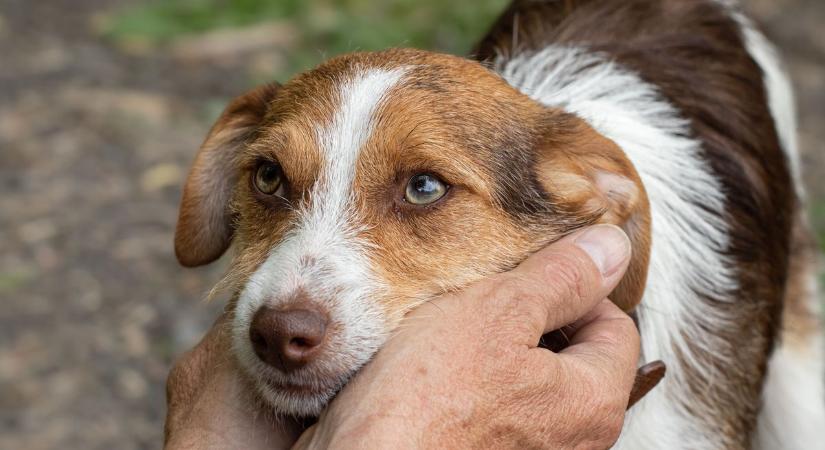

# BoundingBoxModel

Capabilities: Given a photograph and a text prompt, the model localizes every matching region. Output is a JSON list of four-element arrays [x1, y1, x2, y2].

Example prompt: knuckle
[[615, 315, 641, 355], [579, 364, 628, 414], [609, 313, 642, 371], [591, 416, 625, 449], [488, 275, 545, 317], [587, 382, 629, 445], [544, 252, 590, 303], [491, 275, 536, 304], [577, 405, 625, 449], [620, 314, 642, 344], [481, 275, 546, 343], [599, 404, 627, 445], [562, 363, 628, 449], [485, 347, 531, 383], [596, 375, 628, 409]]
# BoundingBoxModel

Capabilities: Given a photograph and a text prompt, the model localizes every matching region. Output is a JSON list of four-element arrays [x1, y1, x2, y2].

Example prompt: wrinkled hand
[[293, 224, 642, 449], [165, 225, 658, 449]]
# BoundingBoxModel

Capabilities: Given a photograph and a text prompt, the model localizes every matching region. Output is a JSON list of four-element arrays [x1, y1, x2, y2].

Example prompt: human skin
[[165, 224, 640, 449]]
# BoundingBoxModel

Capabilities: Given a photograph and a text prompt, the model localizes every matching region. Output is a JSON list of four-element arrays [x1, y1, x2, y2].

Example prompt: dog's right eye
[[253, 162, 285, 196], [404, 173, 448, 205]]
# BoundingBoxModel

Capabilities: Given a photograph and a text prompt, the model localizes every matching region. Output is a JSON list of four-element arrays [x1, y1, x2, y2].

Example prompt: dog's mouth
[[232, 290, 389, 416], [241, 357, 361, 417], [260, 375, 345, 397]]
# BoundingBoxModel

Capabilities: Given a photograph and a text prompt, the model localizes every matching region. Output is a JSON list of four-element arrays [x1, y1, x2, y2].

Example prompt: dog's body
[[477, 1, 825, 448], [174, 0, 824, 448]]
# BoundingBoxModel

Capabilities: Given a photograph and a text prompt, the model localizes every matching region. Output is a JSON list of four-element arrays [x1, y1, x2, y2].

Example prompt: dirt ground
[[1, 1, 823, 449]]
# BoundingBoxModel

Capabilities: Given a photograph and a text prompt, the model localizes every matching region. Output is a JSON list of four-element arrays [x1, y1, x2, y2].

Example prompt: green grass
[[103, 0, 303, 42], [811, 200, 825, 251], [0, 268, 35, 294], [104, 0, 509, 80], [809, 200, 825, 290]]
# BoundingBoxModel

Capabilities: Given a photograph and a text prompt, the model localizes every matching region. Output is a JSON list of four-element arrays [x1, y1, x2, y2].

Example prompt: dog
[[173, 0, 824, 447]]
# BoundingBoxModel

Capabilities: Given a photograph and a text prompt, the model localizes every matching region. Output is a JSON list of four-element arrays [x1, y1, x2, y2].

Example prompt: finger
[[480, 224, 632, 345], [165, 310, 233, 437], [557, 299, 640, 391]]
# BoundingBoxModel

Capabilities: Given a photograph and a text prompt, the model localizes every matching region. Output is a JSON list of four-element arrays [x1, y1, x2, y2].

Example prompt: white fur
[[754, 292, 825, 450], [233, 67, 406, 416], [497, 46, 738, 449]]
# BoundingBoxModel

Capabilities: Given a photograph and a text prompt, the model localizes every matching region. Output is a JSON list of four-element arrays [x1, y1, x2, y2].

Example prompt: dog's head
[[174, 49, 650, 416]]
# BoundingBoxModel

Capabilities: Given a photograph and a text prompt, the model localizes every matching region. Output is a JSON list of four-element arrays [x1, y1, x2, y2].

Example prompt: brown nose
[[249, 306, 329, 373]]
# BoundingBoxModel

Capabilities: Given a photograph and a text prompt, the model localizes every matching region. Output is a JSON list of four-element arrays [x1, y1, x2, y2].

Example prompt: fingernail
[[574, 224, 631, 277]]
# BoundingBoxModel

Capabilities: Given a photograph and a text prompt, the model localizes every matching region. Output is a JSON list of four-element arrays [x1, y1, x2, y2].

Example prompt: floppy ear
[[175, 82, 281, 267], [536, 115, 652, 311]]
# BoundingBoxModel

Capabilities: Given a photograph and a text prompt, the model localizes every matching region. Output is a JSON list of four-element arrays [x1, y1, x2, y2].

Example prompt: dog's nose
[[249, 306, 328, 372]]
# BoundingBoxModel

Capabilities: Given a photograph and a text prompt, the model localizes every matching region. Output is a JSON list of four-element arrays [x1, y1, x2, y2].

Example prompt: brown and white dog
[[173, 0, 824, 447]]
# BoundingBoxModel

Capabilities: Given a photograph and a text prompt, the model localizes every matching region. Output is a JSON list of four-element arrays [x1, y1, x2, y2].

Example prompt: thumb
[[480, 224, 632, 346]]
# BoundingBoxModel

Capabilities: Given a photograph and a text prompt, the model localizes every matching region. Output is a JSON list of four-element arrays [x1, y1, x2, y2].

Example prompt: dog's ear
[[536, 114, 651, 311], [175, 82, 281, 267]]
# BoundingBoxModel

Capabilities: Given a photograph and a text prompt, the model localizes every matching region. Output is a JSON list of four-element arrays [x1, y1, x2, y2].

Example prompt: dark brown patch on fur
[[475, 0, 795, 445], [535, 115, 651, 311]]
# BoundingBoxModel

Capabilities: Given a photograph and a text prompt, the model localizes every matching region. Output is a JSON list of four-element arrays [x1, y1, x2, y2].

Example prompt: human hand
[[163, 313, 303, 449], [165, 224, 661, 449], [293, 224, 651, 449]]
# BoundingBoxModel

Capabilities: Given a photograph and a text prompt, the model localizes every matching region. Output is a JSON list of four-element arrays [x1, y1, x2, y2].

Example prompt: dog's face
[[175, 49, 650, 416]]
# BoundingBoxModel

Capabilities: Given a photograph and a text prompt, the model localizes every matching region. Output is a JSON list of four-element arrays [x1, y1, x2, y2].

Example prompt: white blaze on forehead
[[294, 66, 408, 281], [313, 66, 408, 223], [231, 67, 407, 416]]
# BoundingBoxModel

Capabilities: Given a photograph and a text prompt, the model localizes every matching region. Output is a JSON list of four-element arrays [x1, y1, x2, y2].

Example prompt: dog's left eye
[[404, 173, 448, 205], [254, 162, 285, 196]]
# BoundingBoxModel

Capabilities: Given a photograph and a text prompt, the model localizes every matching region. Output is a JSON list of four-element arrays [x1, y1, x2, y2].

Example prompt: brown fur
[[534, 119, 651, 311], [175, 82, 282, 267], [177, 49, 651, 326]]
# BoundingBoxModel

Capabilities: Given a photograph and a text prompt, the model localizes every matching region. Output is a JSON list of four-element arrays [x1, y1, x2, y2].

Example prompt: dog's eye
[[254, 162, 284, 196], [404, 173, 448, 205]]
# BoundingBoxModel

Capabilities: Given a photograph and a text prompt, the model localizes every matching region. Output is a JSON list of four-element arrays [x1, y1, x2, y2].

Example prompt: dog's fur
[[174, 0, 824, 447]]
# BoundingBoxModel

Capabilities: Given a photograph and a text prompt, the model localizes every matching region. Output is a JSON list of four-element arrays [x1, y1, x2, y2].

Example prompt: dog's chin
[[253, 376, 343, 417], [234, 346, 368, 417]]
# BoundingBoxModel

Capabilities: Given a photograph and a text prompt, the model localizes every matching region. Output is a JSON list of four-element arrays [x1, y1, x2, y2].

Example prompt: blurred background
[[0, 0, 822, 448]]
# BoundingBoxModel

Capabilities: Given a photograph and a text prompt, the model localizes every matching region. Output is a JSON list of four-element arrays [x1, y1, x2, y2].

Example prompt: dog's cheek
[[364, 196, 537, 322], [228, 185, 304, 274]]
